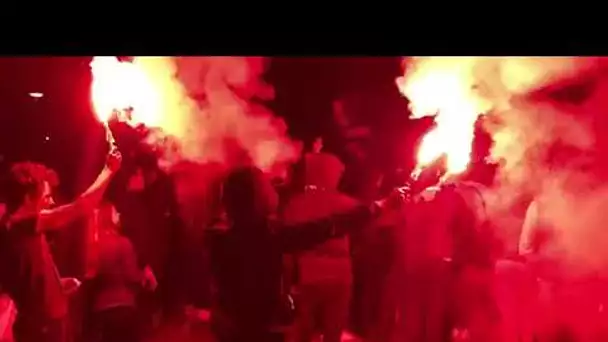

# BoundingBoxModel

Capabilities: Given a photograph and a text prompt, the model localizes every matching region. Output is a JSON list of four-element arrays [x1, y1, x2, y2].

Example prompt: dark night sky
[[0, 57, 412, 197]]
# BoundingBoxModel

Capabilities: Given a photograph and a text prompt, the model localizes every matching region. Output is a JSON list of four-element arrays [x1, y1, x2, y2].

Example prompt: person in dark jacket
[[113, 154, 182, 333], [394, 181, 496, 342], [208, 166, 397, 342]]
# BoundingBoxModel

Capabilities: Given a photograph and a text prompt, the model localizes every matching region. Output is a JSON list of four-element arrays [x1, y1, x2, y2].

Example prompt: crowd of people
[[1, 125, 607, 342], [0, 132, 406, 342]]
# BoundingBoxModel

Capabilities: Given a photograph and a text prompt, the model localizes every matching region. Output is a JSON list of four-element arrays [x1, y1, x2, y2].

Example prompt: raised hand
[[375, 187, 408, 211], [141, 265, 158, 292], [60, 277, 82, 295], [106, 148, 122, 172]]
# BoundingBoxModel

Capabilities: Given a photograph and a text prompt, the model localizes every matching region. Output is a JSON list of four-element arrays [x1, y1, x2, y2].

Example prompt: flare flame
[[396, 57, 491, 178]]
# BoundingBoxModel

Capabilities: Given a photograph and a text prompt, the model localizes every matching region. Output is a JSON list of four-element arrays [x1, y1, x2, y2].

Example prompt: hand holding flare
[[104, 123, 116, 148], [399, 153, 449, 198], [90, 57, 133, 150]]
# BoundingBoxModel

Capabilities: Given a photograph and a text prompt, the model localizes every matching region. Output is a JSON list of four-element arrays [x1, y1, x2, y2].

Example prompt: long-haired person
[[112, 150, 182, 332], [89, 200, 157, 342], [208, 165, 401, 342], [0, 149, 122, 342]]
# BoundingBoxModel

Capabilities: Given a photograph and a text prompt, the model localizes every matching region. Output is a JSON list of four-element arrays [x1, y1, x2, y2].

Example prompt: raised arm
[[519, 200, 539, 256], [37, 149, 122, 232]]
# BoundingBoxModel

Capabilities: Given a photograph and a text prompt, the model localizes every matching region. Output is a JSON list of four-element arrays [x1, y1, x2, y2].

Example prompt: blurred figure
[[519, 198, 608, 341], [0, 149, 121, 342], [284, 136, 354, 342], [493, 258, 537, 342], [113, 151, 182, 333], [0, 292, 16, 342], [208, 166, 391, 342], [447, 182, 500, 342], [89, 200, 157, 342], [393, 185, 451, 342], [304, 137, 344, 189], [394, 181, 497, 342], [518, 198, 564, 341], [354, 174, 398, 342], [171, 161, 225, 312]]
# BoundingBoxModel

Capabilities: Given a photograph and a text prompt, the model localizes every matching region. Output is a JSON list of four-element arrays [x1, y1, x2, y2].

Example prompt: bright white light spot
[[29, 92, 44, 98], [44, 136, 50, 141]]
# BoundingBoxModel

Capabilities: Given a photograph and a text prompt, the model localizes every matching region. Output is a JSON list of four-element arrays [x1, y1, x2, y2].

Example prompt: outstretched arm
[[276, 203, 379, 253], [37, 149, 122, 232]]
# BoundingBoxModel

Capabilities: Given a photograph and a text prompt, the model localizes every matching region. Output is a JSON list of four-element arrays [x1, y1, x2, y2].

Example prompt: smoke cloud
[[404, 57, 608, 257], [132, 57, 299, 172], [128, 57, 300, 228], [402, 56, 608, 337]]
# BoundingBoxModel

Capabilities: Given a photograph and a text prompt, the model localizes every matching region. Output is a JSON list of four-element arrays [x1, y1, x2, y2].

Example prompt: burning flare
[[90, 56, 162, 127], [89, 56, 299, 174], [396, 57, 491, 178]]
